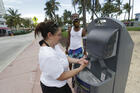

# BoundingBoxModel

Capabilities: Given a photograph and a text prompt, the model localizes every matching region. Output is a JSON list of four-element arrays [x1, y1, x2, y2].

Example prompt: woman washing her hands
[[35, 20, 88, 93]]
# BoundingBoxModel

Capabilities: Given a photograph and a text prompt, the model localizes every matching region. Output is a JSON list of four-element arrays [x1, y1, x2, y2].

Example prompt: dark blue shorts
[[68, 47, 83, 59]]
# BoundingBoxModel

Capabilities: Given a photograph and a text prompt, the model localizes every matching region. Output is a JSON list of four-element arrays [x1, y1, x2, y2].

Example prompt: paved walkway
[[0, 39, 41, 93]]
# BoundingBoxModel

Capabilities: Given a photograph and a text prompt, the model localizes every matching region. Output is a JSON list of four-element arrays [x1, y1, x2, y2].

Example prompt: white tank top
[[69, 27, 83, 50]]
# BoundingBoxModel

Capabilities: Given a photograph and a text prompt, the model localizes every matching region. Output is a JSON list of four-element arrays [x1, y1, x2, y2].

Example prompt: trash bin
[[74, 17, 134, 93]]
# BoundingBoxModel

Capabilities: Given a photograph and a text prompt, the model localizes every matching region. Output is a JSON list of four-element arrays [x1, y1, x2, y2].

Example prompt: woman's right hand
[[79, 59, 88, 70]]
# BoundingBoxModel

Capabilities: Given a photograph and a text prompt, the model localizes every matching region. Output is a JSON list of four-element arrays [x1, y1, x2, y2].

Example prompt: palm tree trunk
[[116, 14, 118, 19], [92, 0, 95, 21], [82, 0, 87, 29], [128, 0, 131, 21], [92, 12, 94, 21], [131, 0, 134, 20], [124, 12, 126, 21], [72, 0, 77, 13], [74, 6, 76, 13], [73, 3, 77, 13], [52, 11, 56, 21]]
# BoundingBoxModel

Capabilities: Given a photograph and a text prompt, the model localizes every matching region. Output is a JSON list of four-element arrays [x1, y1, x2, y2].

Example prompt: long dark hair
[[35, 20, 59, 39]]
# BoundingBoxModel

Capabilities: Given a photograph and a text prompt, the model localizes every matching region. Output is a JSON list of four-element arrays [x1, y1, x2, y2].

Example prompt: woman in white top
[[35, 21, 88, 93]]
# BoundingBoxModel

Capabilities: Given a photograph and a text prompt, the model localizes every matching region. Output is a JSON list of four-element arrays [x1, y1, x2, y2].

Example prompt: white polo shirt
[[39, 44, 69, 87]]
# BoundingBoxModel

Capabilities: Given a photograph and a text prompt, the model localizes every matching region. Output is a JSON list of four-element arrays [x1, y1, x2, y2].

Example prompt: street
[[0, 32, 34, 72]]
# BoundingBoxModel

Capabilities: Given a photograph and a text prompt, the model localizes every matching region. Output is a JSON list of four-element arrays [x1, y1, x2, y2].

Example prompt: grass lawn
[[62, 31, 68, 38], [127, 27, 140, 31]]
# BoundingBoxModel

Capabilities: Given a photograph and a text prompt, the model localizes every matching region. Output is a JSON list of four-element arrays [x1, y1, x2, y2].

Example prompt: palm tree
[[44, 1, 53, 20], [91, 0, 101, 20], [4, 8, 21, 29], [72, 0, 91, 29], [21, 18, 32, 28], [115, 0, 123, 19], [77, 5, 82, 15], [44, 0, 60, 20], [63, 10, 72, 25], [56, 15, 63, 26], [101, 0, 123, 18], [101, 2, 115, 17], [123, 3, 131, 21], [77, 1, 91, 16], [72, 0, 77, 13]]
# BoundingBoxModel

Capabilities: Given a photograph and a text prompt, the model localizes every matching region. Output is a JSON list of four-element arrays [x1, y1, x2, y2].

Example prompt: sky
[[2, 0, 140, 23]]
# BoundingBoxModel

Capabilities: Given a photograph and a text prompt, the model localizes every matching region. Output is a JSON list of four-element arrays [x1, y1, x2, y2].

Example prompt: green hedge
[[127, 27, 140, 31], [12, 30, 32, 35], [62, 31, 68, 38]]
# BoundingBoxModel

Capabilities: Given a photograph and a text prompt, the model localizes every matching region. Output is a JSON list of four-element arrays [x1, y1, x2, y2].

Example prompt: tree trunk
[[131, 0, 134, 20], [116, 14, 118, 19], [92, 13, 94, 21], [128, 0, 131, 21], [73, 0, 77, 13], [124, 12, 126, 21], [52, 11, 56, 21], [74, 5, 77, 13], [92, 0, 95, 21], [82, 0, 87, 29]]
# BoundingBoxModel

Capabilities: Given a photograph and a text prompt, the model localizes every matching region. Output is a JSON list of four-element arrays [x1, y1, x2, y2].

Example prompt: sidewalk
[[0, 39, 75, 93], [0, 40, 41, 93]]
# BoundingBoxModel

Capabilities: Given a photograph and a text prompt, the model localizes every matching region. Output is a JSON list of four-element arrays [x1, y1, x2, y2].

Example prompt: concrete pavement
[[0, 39, 41, 93], [0, 32, 34, 72]]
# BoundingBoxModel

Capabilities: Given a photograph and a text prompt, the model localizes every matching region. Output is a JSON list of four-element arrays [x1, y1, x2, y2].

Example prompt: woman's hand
[[79, 59, 88, 70], [77, 58, 87, 65], [77, 58, 88, 70], [57, 57, 88, 81]]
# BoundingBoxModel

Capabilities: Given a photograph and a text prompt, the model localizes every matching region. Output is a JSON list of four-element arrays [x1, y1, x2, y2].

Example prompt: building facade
[[0, 0, 8, 36], [135, 13, 140, 22]]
